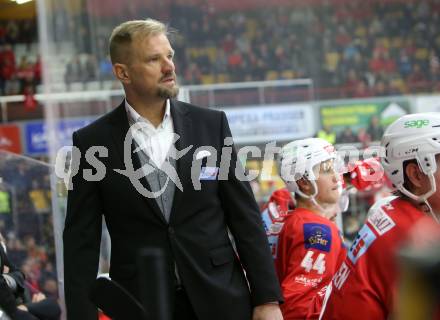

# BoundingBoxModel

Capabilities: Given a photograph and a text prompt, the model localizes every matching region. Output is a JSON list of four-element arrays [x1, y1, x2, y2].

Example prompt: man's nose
[[332, 170, 340, 182], [162, 57, 174, 73]]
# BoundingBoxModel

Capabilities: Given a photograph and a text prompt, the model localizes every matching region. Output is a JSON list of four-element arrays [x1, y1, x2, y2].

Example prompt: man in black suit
[[63, 18, 283, 320]]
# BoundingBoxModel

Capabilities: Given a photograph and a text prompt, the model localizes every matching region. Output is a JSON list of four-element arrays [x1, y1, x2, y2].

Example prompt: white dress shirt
[[125, 99, 174, 168]]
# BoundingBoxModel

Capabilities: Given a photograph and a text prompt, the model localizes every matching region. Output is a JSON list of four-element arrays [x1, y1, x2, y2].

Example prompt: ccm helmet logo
[[404, 119, 429, 128]]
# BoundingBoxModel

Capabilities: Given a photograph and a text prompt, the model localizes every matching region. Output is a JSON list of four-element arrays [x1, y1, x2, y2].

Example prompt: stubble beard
[[157, 84, 179, 99]]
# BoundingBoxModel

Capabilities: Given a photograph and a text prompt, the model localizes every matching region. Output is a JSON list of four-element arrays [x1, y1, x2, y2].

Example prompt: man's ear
[[405, 162, 426, 190], [113, 63, 130, 84], [297, 178, 312, 195]]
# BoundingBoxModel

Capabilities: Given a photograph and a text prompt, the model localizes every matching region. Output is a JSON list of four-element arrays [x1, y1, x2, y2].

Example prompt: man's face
[[314, 159, 341, 209], [125, 33, 179, 100]]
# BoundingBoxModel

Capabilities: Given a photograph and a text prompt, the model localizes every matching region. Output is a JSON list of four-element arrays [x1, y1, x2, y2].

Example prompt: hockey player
[[275, 138, 346, 320], [320, 113, 440, 320]]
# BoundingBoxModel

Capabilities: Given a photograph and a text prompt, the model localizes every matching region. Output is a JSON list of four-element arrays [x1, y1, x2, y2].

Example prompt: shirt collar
[[125, 99, 171, 127]]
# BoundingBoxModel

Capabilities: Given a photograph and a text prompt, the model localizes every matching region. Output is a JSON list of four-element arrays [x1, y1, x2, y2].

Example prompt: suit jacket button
[[168, 227, 175, 235]]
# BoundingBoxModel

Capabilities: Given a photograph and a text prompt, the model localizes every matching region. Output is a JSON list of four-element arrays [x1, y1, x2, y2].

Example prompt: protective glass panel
[[0, 151, 59, 305]]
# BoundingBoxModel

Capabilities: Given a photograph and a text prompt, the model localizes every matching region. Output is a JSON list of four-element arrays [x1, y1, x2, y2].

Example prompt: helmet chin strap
[[399, 173, 439, 224], [298, 180, 333, 216], [423, 200, 439, 224]]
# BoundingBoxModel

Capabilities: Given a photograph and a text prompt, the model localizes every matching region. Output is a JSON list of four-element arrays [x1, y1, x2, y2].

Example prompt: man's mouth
[[161, 74, 176, 83]]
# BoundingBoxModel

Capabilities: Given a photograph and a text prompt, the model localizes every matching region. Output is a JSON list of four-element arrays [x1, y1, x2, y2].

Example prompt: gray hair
[[109, 18, 169, 64]]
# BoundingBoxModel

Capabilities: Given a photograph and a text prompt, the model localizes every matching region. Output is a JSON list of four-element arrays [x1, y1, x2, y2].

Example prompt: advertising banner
[[0, 125, 22, 154], [25, 118, 95, 155], [219, 104, 315, 144], [319, 99, 410, 143]]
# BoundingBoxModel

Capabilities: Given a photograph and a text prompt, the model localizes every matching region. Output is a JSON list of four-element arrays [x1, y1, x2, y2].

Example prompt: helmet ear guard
[[417, 152, 438, 176]]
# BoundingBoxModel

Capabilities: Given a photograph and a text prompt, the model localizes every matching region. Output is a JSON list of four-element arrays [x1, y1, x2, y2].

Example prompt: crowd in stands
[[2, 2, 440, 100], [169, 0, 440, 98], [65, 0, 440, 99], [0, 20, 40, 97], [0, 20, 36, 45]]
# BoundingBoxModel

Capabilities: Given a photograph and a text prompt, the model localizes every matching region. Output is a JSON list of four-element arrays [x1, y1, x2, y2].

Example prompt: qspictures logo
[[54, 123, 386, 198]]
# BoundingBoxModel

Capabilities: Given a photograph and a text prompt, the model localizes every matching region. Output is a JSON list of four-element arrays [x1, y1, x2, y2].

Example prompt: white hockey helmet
[[381, 112, 440, 201], [279, 138, 337, 198]]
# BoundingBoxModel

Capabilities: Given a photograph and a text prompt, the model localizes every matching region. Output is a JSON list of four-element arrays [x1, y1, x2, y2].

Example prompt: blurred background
[[0, 0, 440, 318]]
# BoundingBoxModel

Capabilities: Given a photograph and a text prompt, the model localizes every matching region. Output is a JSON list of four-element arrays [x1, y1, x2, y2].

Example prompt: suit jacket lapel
[[108, 102, 129, 166], [169, 100, 193, 224], [109, 101, 167, 225]]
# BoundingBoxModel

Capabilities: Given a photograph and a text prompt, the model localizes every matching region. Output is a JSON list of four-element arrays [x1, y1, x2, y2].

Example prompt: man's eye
[[321, 163, 334, 173]]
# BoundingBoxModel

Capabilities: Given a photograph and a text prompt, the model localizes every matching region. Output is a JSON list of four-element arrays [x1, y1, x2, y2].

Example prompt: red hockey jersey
[[320, 196, 431, 320], [275, 208, 345, 320]]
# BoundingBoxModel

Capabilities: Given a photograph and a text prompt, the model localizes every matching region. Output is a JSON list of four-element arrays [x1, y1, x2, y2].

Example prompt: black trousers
[[173, 288, 198, 320]]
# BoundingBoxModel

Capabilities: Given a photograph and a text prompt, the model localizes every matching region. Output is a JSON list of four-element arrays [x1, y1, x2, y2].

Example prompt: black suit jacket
[[63, 100, 282, 320]]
